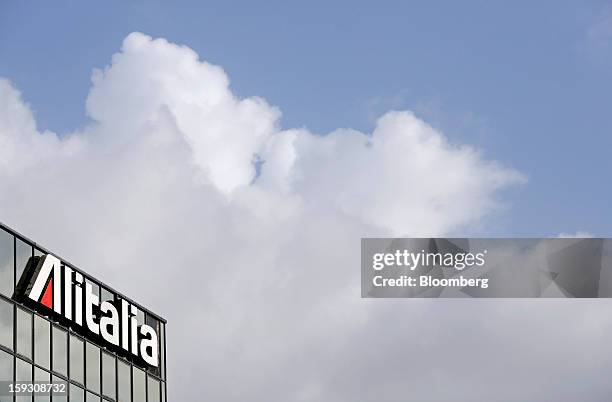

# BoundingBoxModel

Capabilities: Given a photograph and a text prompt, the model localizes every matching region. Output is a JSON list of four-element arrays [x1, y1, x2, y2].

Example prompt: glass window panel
[[87, 392, 100, 402], [52, 375, 68, 402], [16, 358, 32, 380], [16, 392, 31, 402], [52, 326, 67, 376], [0, 349, 12, 380], [133, 367, 145, 402], [147, 376, 160, 402], [16, 307, 32, 358], [0, 349, 13, 402], [15, 239, 32, 283], [136, 309, 145, 327], [0, 298, 13, 350], [101, 288, 114, 303], [102, 352, 116, 400], [70, 384, 85, 402], [0, 230, 13, 297], [89, 282, 100, 300], [117, 360, 131, 402], [34, 366, 50, 380], [34, 367, 50, 402], [86, 342, 100, 393], [16, 358, 32, 402], [117, 360, 132, 402], [34, 315, 51, 369], [70, 335, 84, 384]]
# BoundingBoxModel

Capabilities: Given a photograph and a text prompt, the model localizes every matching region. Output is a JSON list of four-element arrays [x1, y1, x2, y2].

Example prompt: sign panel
[[14, 254, 159, 367]]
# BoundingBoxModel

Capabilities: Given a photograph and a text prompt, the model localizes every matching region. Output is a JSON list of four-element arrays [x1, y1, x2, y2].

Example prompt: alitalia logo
[[15, 254, 159, 368]]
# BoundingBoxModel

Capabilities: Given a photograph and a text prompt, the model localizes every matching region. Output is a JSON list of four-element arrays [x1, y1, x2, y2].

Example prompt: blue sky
[[1, 0, 611, 236], [3, 5, 612, 401]]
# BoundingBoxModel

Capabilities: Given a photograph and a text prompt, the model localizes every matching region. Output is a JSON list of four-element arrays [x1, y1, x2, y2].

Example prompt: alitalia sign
[[14, 254, 159, 368]]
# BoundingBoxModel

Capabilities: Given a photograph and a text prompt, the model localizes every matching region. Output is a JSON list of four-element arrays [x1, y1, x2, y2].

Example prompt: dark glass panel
[[87, 392, 101, 402], [89, 282, 100, 300], [15, 239, 32, 285], [34, 315, 51, 369], [52, 326, 68, 376], [136, 310, 145, 327], [102, 352, 116, 400], [147, 376, 160, 402], [132, 367, 146, 402], [70, 384, 85, 402], [0, 349, 13, 402], [16, 307, 32, 359], [0, 229, 13, 297], [16, 357, 31, 380], [70, 335, 85, 384], [16, 358, 32, 402], [0, 298, 12, 350], [117, 360, 131, 402], [85, 342, 100, 393], [34, 367, 50, 402], [0, 348, 12, 380], [101, 287, 114, 303], [52, 375, 68, 402]]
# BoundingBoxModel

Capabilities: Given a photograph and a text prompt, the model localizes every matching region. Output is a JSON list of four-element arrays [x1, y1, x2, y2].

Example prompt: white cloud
[[0, 80, 81, 173], [6, 33, 609, 402], [86, 33, 280, 194]]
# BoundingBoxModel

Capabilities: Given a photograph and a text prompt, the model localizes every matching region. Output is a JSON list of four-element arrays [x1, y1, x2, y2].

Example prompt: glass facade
[[0, 223, 167, 402]]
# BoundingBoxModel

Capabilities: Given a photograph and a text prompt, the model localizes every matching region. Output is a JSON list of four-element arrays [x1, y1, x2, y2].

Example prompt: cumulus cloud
[[2, 33, 607, 402], [78, 32, 524, 235], [0, 80, 80, 173]]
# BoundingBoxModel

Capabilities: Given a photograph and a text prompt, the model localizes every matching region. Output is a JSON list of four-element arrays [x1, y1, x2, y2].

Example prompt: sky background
[[1, 0, 611, 236], [1, 2, 612, 401]]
